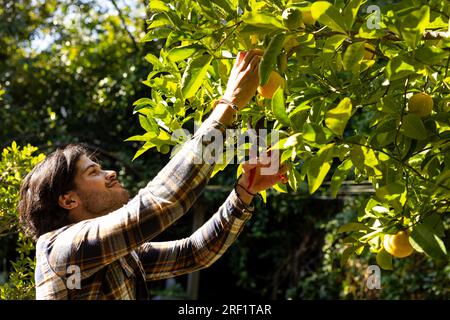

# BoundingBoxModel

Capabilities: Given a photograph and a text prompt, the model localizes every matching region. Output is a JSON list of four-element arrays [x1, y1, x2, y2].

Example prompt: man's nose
[[105, 170, 117, 180]]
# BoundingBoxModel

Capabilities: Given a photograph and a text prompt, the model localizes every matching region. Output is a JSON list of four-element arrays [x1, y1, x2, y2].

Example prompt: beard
[[77, 185, 130, 217]]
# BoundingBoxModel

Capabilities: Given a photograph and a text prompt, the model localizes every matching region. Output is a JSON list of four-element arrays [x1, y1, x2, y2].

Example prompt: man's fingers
[[236, 51, 246, 66], [276, 164, 291, 184], [240, 49, 263, 70], [252, 49, 264, 56], [242, 161, 258, 172], [278, 164, 290, 174], [240, 51, 256, 70], [234, 49, 264, 73], [247, 54, 262, 72]]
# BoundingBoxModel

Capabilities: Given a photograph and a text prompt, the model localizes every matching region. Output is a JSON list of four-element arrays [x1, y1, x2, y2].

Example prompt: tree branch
[[341, 140, 450, 192], [110, 0, 140, 53]]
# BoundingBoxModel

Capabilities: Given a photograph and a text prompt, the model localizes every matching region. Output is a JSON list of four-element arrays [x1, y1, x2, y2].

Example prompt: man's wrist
[[212, 104, 237, 127], [235, 183, 254, 206], [211, 97, 241, 128], [221, 94, 242, 110]]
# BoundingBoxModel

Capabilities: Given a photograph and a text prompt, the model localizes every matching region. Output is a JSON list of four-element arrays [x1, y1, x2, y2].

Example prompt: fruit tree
[[130, 0, 450, 269]]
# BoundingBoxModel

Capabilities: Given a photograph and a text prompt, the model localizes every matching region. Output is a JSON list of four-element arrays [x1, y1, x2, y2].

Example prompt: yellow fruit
[[363, 43, 376, 60], [383, 231, 414, 258], [250, 34, 258, 45], [408, 92, 433, 117], [257, 71, 285, 99], [302, 8, 316, 25]]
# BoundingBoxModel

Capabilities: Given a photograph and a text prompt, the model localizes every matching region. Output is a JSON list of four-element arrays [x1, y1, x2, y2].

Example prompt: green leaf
[[303, 123, 326, 144], [349, 144, 382, 177], [133, 98, 155, 107], [376, 249, 393, 271], [259, 189, 267, 203], [167, 44, 205, 62], [287, 168, 302, 192], [259, 32, 286, 85], [273, 181, 288, 193], [363, 198, 383, 219], [311, 1, 348, 34], [270, 133, 302, 151], [272, 87, 290, 127], [125, 132, 158, 142], [307, 143, 335, 194], [337, 222, 371, 234], [289, 106, 309, 131], [323, 34, 347, 53], [400, 6, 430, 49], [132, 141, 155, 161], [242, 11, 285, 29], [162, 11, 183, 30], [325, 97, 353, 137], [410, 223, 448, 259], [375, 182, 406, 211], [401, 114, 427, 140], [358, 20, 385, 39], [148, 0, 169, 12], [422, 213, 446, 238], [144, 53, 164, 69], [342, 0, 364, 31], [211, 0, 233, 13], [239, 24, 278, 37], [139, 115, 158, 133], [180, 54, 213, 99], [284, 133, 302, 148], [343, 42, 364, 75], [415, 46, 450, 65], [385, 56, 417, 81], [330, 159, 353, 198], [147, 13, 172, 30], [340, 246, 356, 267]]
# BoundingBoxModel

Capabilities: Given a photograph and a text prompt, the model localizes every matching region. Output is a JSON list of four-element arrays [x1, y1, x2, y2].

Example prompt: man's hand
[[222, 49, 263, 110], [235, 156, 290, 205], [239, 160, 290, 194]]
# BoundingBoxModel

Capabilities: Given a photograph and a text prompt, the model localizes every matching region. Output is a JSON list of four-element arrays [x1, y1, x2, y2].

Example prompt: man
[[18, 50, 288, 299]]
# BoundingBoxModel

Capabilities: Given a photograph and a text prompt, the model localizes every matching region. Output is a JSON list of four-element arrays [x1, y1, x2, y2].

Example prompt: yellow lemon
[[302, 8, 316, 25], [383, 231, 414, 258], [408, 92, 433, 117], [257, 71, 285, 99]]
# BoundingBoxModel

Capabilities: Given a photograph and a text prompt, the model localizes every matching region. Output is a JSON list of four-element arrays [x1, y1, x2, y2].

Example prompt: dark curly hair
[[18, 144, 94, 241]]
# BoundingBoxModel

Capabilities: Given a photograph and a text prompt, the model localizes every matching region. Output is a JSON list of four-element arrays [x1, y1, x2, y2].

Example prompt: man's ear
[[58, 192, 79, 210]]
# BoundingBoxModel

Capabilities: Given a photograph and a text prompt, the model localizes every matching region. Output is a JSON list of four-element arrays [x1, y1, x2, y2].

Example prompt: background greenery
[[0, 0, 448, 299]]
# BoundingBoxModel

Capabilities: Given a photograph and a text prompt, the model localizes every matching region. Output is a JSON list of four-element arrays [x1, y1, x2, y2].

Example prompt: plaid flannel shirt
[[35, 119, 254, 300]]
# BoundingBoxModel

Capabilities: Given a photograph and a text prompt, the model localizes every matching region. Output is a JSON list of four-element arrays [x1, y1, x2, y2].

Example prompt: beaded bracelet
[[212, 97, 240, 128], [234, 175, 263, 203]]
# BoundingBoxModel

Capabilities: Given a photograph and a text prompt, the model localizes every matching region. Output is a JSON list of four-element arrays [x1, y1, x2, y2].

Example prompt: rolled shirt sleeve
[[137, 189, 254, 281]]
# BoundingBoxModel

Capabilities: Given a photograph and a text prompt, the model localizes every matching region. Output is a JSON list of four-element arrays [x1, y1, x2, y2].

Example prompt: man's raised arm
[[42, 50, 263, 278]]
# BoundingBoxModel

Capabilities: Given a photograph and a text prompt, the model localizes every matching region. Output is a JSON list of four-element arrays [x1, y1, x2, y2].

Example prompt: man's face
[[72, 155, 130, 218]]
